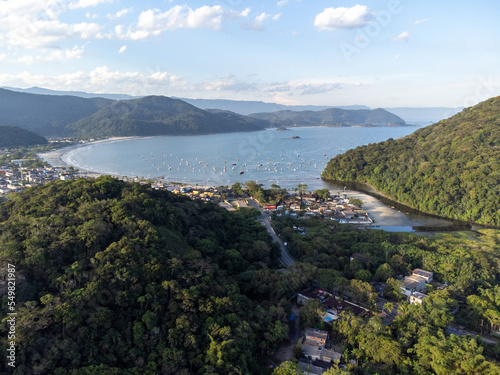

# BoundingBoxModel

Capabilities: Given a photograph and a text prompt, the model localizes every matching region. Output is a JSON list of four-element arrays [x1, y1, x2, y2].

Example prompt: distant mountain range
[[2, 86, 462, 123], [248, 108, 406, 127], [0, 88, 420, 139]]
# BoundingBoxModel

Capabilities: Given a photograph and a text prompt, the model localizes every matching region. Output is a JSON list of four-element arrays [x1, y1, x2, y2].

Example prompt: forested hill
[[249, 107, 406, 127], [0, 125, 48, 147], [0, 177, 301, 374], [67, 96, 269, 138], [0, 89, 269, 139], [322, 96, 500, 226], [0, 88, 112, 137]]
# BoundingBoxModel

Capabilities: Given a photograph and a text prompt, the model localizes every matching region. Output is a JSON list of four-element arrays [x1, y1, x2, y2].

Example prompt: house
[[298, 359, 325, 375], [409, 292, 428, 305], [412, 269, 433, 282], [402, 275, 426, 294], [298, 287, 369, 318], [301, 345, 341, 363], [304, 328, 327, 346]]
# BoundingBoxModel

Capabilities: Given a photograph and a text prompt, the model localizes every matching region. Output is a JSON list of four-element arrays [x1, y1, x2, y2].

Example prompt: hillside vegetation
[[0, 89, 269, 139], [249, 107, 406, 127], [0, 177, 302, 374], [0, 88, 112, 136], [322, 97, 500, 226], [68, 96, 268, 138], [0, 125, 48, 147]]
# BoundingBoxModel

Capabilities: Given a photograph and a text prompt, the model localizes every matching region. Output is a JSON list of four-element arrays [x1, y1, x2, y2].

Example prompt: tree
[[272, 361, 304, 374], [315, 188, 330, 201], [374, 263, 394, 282], [231, 182, 244, 196], [385, 277, 404, 301], [415, 329, 499, 375], [299, 298, 325, 329]]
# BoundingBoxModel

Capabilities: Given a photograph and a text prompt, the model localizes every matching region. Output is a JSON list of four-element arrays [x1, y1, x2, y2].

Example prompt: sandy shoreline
[[38, 136, 139, 174], [37, 136, 449, 228]]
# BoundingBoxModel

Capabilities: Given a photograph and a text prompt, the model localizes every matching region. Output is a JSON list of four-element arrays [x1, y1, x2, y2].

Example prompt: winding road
[[247, 199, 295, 267]]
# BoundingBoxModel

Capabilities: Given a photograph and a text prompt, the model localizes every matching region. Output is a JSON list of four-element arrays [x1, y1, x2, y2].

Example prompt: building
[[402, 275, 426, 294], [304, 328, 327, 346], [412, 269, 433, 282], [298, 287, 369, 318], [301, 345, 341, 363], [298, 359, 325, 375], [409, 292, 428, 305]]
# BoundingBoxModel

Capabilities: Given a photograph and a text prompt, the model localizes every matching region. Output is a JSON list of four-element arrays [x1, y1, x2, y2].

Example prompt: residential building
[[409, 292, 428, 305], [412, 269, 433, 282]]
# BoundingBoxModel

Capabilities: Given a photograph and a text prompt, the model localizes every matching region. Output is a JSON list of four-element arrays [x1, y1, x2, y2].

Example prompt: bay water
[[62, 126, 418, 190]]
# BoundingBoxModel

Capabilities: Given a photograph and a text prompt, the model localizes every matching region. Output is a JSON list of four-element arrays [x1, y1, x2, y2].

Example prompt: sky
[[0, 0, 499, 108]]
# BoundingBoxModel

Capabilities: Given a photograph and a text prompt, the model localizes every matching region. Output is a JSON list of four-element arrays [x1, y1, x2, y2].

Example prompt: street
[[247, 198, 295, 266]]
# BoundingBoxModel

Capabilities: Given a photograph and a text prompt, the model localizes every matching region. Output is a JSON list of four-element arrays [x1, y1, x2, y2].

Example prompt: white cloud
[[315, 5, 372, 31], [118, 45, 127, 53], [112, 5, 250, 40], [277, 0, 289, 6], [107, 8, 133, 20], [69, 0, 113, 9], [0, 1, 101, 49], [18, 45, 85, 64], [393, 31, 410, 42], [414, 18, 430, 25], [198, 75, 257, 92], [0, 66, 185, 96], [242, 12, 281, 32]]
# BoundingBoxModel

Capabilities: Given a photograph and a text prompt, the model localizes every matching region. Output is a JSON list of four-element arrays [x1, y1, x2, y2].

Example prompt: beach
[[38, 136, 451, 228]]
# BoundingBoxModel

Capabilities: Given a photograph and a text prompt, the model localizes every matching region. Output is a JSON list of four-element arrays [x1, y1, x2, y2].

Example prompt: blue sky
[[0, 0, 499, 107]]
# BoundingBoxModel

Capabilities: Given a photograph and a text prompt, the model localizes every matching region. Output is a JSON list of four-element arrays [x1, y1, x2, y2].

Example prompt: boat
[[239, 171, 244, 175]]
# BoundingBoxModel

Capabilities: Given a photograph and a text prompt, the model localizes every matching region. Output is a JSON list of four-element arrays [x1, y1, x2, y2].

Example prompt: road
[[247, 199, 295, 267]]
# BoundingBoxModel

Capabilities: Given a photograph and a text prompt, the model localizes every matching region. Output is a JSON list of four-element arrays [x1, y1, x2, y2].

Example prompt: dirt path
[[274, 302, 301, 363]]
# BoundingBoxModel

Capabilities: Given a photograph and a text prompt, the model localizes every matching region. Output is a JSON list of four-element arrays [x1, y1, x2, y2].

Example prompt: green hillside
[[0, 125, 48, 147], [249, 107, 406, 127], [0, 177, 299, 374], [322, 96, 500, 226], [0, 88, 112, 136], [67, 96, 269, 138]]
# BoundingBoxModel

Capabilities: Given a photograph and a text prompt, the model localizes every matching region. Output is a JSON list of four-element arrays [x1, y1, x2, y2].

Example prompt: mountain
[[67, 96, 269, 138], [249, 107, 407, 127], [2, 87, 462, 123], [176, 97, 370, 115], [1, 86, 137, 101], [0, 88, 112, 137], [0, 125, 48, 147], [322, 96, 500, 226]]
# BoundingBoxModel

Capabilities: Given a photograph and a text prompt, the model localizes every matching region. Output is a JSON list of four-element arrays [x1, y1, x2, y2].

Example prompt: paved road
[[446, 325, 499, 344], [247, 199, 295, 266]]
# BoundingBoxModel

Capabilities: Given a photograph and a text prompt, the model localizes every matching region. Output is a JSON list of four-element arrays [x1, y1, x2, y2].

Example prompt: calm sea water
[[62, 127, 418, 190]]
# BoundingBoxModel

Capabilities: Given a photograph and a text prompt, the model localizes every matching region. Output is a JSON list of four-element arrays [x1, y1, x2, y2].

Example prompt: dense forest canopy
[[271, 214, 500, 374], [0, 125, 48, 147], [0, 177, 304, 374], [68, 96, 270, 138], [322, 96, 500, 226]]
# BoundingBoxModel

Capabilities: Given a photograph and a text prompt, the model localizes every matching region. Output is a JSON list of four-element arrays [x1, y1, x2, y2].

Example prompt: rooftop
[[413, 268, 433, 279], [305, 328, 328, 342]]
